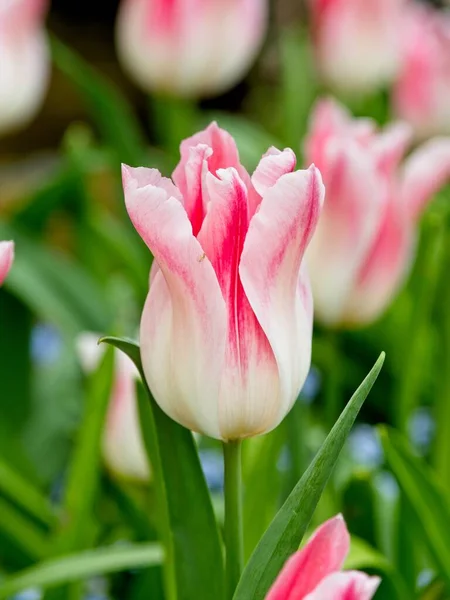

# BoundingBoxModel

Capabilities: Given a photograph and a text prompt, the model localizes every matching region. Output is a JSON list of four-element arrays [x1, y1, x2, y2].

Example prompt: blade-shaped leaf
[[380, 427, 450, 590], [100, 336, 225, 600], [234, 352, 385, 600], [0, 543, 163, 599]]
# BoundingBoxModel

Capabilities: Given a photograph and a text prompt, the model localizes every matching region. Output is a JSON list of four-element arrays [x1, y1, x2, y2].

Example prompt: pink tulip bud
[[0, 241, 14, 285], [123, 122, 324, 440], [309, 0, 405, 93], [0, 0, 49, 135], [76, 333, 150, 483], [394, 5, 450, 139], [305, 98, 450, 327], [115, 0, 268, 97], [266, 515, 380, 600]]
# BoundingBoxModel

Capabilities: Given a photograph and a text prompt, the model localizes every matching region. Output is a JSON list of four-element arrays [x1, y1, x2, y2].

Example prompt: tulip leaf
[[0, 542, 163, 599], [380, 427, 450, 590], [100, 336, 225, 600], [50, 36, 147, 166], [234, 352, 385, 600]]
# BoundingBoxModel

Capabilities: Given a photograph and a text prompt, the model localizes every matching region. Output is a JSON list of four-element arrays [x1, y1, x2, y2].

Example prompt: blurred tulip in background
[[266, 515, 380, 599], [123, 123, 324, 440], [76, 333, 150, 483], [309, 0, 405, 94], [394, 4, 450, 139], [0, 241, 14, 285], [115, 0, 268, 97], [305, 98, 450, 327], [0, 0, 50, 136]]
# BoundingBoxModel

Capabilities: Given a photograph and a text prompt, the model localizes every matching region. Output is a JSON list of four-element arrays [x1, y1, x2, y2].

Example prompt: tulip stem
[[223, 439, 243, 599]]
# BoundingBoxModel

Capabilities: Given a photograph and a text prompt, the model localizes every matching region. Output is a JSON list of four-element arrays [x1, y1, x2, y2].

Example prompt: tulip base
[[223, 439, 243, 599]]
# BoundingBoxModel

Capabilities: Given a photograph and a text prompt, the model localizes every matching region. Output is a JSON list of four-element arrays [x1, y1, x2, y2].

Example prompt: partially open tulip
[[394, 5, 450, 139], [0, 0, 50, 136], [266, 515, 380, 599], [0, 241, 14, 285], [305, 98, 450, 327], [76, 333, 150, 483], [123, 122, 324, 440], [309, 0, 405, 94], [115, 0, 268, 97]]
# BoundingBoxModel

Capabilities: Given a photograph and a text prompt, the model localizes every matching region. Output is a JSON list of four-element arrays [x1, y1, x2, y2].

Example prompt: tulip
[[393, 5, 450, 139], [309, 0, 405, 93], [266, 515, 380, 599], [0, 0, 50, 136], [0, 241, 14, 285], [115, 0, 268, 97], [76, 333, 150, 483], [305, 98, 450, 327], [123, 122, 324, 440]]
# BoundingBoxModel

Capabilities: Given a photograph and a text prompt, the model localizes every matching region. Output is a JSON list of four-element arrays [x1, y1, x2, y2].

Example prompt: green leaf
[[53, 345, 115, 552], [0, 457, 55, 528], [234, 352, 385, 600], [380, 428, 450, 590], [0, 497, 48, 562], [0, 543, 163, 599], [100, 336, 225, 600], [50, 36, 147, 166], [0, 222, 111, 335]]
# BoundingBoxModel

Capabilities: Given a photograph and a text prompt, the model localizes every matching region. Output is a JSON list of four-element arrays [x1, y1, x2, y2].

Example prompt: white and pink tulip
[[0, 241, 14, 285], [123, 122, 324, 440]]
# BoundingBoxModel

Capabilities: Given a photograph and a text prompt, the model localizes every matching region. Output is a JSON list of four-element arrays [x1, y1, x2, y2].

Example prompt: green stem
[[223, 440, 243, 600]]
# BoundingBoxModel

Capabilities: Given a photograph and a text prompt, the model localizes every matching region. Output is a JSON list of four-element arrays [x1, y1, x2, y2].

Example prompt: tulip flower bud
[[309, 0, 405, 94], [76, 333, 150, 483], [115, 0, 268, 97], [266, 515, 380, 599], [0, 241, 14, 285], [0, 0, 50, 136], [394, 5, 450, 139], [123, 122, 324, 440], [305, 98, 450, 327]]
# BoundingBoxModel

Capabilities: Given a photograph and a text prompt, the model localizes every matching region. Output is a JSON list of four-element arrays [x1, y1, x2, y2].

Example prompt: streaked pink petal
[[197, 167, 280, 439], [252, 147, 296, 198], [266, 515, 350, 600], [400, 138, 450, 219], [307, 144, 385, 326], [0, 241, 14, 286], [124, 165, 182, 201], [240, 166, 324, 424], [304, 571, 380, 600], [371, 122, 412, 177], [122, 164, 227, 438], [343, 204, 414, 325]]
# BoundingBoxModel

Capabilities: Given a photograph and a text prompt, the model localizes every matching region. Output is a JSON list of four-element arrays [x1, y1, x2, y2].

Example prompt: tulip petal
[[240, 166, 324, 423], [304, 571, 381, 600], [371, 122, 412, 177], [123, 164, 227, 438], [252, 147, 297, 198], [343, 204, 414, 325], [306, 143, 385, 326], [266, 515, 350, 600], [400, 138, 450, 219], [0, 241, 14, 286], [198, 167, 281, 439]]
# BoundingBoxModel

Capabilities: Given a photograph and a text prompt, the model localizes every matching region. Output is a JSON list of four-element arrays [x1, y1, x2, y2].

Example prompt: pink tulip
[[115, 0, 268, 97], [305, 98, 450, 327], [266, 515, 380, 600], [123, 122, 324, 440], [0, 0, 49, 135], [76, 333, 150, 482], [394, 5, 450, 139], [309, 0, 405, 93], [0, 241, 14, 285]]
